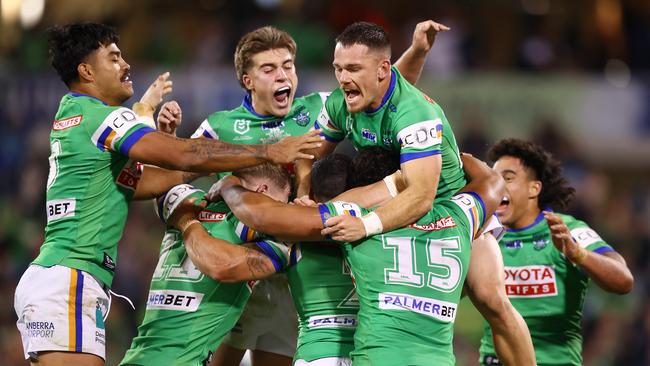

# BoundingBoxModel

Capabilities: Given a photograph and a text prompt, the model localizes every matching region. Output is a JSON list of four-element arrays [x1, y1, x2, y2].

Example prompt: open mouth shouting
[[343, 87, 361, 105], [273, 85, 292, 107], [120, 72, 132, 86], [496, 196, 510, 214]]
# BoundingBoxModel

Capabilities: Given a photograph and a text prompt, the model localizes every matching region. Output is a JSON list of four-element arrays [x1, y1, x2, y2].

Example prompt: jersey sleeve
[[448, 192, 487, 242], [394, 105, 445, 164], [88, 107, 156, 155], [315, 89, 345, 143], [317, 201, 368, 242], [254, 239, 293, 272], [190, 117, 219, 139], [566, 219, 614, 254]]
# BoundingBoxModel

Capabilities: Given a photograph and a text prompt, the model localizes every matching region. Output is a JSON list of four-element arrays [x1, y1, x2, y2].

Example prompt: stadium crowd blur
[[1, 0, 649, 365]]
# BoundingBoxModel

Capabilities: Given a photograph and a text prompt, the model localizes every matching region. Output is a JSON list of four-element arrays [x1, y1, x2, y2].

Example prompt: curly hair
[[47, 22, 119, 86], [488, 138, 575, 210], [347, 147, 400, 189], [311, 154, 352, 201]]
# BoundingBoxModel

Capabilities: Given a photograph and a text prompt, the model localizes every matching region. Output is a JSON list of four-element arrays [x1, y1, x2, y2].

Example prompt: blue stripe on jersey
[[593, 246, 615, 254], [255, 241, 283, 271], [314, 121, 343, 142], [69, 92, 108, 106], [239, 225, 250, 242], [365, 69, 396, 114], [96, 126, 113, 151], [289, 244, 298, 266], [399, 150, 441, 164], [118, 126, 156, 156], [202, 130, 214, 139], [242, 94, 272, 118], [318, 204, 331, 226], [156, 192, 167, 224], [466, 191, 487, 227], [75, 270, 84, 352]]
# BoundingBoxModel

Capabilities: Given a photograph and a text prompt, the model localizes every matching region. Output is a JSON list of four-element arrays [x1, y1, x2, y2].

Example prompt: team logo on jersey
[[293, 110, 311, 126], [146, 290, 204, 311], [504, 240, 523, 249], [361, 128, 377, 143], [382, 136, 393, 145], [198, 210, 227, 222], [388, 103, 397, 113], [234, 119, 250, 135], [504, 265, 558, 297], [532, 233, 550, 250], [408, 216, 456, 231], [262, 120, 285, 130], [53, 115, 82, 131]]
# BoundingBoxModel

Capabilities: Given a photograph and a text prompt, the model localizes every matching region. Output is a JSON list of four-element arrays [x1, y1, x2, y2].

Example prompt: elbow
[[613, 272, 635, 295]]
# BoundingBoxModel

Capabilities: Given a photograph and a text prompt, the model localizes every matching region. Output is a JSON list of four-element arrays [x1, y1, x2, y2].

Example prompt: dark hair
[[335, 22, 391, 57], [311, 154, 352, 201], [47, 22, 119, 86], [347, 147, 400, 189], [488, 138, 575, 210], [233, 163, 291, 191], [234, 26, 297, 89]]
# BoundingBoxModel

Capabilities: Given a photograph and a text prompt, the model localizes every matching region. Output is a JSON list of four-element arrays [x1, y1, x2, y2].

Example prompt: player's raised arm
[[394, 20, 450, 85], [458, 153, 505, 228]]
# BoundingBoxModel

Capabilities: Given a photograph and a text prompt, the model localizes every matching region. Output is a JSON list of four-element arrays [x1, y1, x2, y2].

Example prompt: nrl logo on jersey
[[293, 110, 311, 126], [234, 119, 250, 135]]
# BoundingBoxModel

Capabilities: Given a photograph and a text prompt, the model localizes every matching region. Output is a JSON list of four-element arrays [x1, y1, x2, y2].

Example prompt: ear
[[77, 63, 94, 83], [242, 73, 254, 92], [528, 180, 542, 199], [255, 184, 269, 194], [377, 59, 391, 81]]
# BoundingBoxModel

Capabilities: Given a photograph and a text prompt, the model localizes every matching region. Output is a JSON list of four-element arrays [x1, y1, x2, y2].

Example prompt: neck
[[70, 84, 116, 106], [367, 75, 392, 111], [510, 204, 543, 230]]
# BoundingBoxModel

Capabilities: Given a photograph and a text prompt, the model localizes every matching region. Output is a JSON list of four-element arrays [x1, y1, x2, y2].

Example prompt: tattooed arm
[[182, 221, 283, 282], [128, 130, 323, 173]]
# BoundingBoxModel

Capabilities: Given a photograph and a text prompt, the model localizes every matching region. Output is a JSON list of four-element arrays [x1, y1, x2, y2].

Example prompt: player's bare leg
[[210, 343, 246, 366], [251, 349, 292, 366], [31, 351, 104, 366], [464, 233, 535, 366]]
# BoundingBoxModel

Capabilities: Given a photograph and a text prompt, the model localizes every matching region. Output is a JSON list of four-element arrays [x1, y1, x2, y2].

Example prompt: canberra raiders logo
[[532, 233, 550, 250], [293, 109, 310, 126], [234, 119, 250, 135]]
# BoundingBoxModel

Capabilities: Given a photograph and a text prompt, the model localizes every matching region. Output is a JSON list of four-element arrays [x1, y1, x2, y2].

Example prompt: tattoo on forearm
[[244, 248, 274, 279], [187, 138, 265, 163]]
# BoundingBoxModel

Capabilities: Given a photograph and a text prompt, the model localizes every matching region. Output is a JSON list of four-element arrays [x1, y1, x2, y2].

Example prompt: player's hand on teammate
[[411, 20, 450, 54], [545, 211, 586, 264], [140, 72, 173, 110], [293, 195, 318, 207], [321, 215, 366, 242], [206, 175, 243, 202], [157, 100, 182, 136], [168, 195, 207, 232], [267, 130, 323, 164]]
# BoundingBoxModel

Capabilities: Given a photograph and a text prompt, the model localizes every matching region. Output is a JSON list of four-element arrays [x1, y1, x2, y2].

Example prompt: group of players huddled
[[13, 19, 634, 366]]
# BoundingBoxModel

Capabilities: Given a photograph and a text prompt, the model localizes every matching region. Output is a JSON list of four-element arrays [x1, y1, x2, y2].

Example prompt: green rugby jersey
[[316, 67, 466, 201], [34, 93, 155, 287], [320, 193, 486, 366], [286, 243, 358, 363], [121, 200, 290, 366], [479, 212, 615, 366], [191, 92, 327, 178]]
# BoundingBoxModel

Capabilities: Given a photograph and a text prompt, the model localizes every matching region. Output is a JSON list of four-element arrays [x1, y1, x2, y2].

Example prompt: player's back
[[34, 93, 152, 287], [122, 201, 256, 366]]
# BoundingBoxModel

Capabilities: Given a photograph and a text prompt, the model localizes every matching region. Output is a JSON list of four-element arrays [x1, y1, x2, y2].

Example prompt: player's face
[[86, 43, 133, 105], [333, 43, 390, 113], [243, 48, 297, 117], [493, 156, 540, 227]]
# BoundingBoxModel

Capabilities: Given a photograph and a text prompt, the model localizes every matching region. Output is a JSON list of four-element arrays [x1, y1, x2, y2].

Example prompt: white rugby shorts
[[295, 357, 352, 366], [14, 265, 109, 360], [222, 274, 298, 357]]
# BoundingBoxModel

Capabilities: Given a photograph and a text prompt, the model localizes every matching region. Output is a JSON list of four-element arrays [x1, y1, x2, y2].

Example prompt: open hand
[[140, 72, 173, 110], [268, 130, 323, 164]]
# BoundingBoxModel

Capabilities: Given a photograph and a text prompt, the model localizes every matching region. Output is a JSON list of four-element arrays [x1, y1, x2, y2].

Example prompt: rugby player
[[211, 153, 504, 365], [479, 138, 634, 366], [12, 22, 320, 366], [296, 21, 535, 365], [157, 22, 448, 366], [120, 164, 295, 366]]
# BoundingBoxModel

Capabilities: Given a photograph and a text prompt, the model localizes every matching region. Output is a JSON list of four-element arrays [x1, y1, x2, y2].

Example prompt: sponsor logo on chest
[[146, 289, 204, 312], [408, 216, 456, 231], [53, 115, 82, 131], [116, 160, 142, 191], [198, 210, 227, 222], [361, 128, 377, 143], [504, 265, 558, 297], [308, 314, 357, 328], [262, 120, 285, 130]]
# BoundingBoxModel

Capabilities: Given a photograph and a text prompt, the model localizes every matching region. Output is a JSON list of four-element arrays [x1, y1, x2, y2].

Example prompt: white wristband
[[383, 174, 399, 198], [361, 212, 383, 237]]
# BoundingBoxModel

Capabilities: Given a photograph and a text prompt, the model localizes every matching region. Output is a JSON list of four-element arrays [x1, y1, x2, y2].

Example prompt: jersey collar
[[364, 68, 396, 114], [67, 92, 108, 106], [242, 93, 273, 118], [505, 210, 550, 233]]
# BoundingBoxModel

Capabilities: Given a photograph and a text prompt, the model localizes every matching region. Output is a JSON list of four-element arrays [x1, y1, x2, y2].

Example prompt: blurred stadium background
[[0, 0, 649, 365]]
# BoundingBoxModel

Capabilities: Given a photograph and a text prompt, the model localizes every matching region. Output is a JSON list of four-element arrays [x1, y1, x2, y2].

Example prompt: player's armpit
[[459, 154, 505, 221]]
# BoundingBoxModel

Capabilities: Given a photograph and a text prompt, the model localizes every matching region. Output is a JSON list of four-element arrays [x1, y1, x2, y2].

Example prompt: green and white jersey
[[479, 212, 615, 366], [191, 92, 327, 178], [319, 193, 487, 366], [286, 243, 358, 363], [316, 67, 466, 201], [33, 93, 155, 287], [121, 200, 290, 366]]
